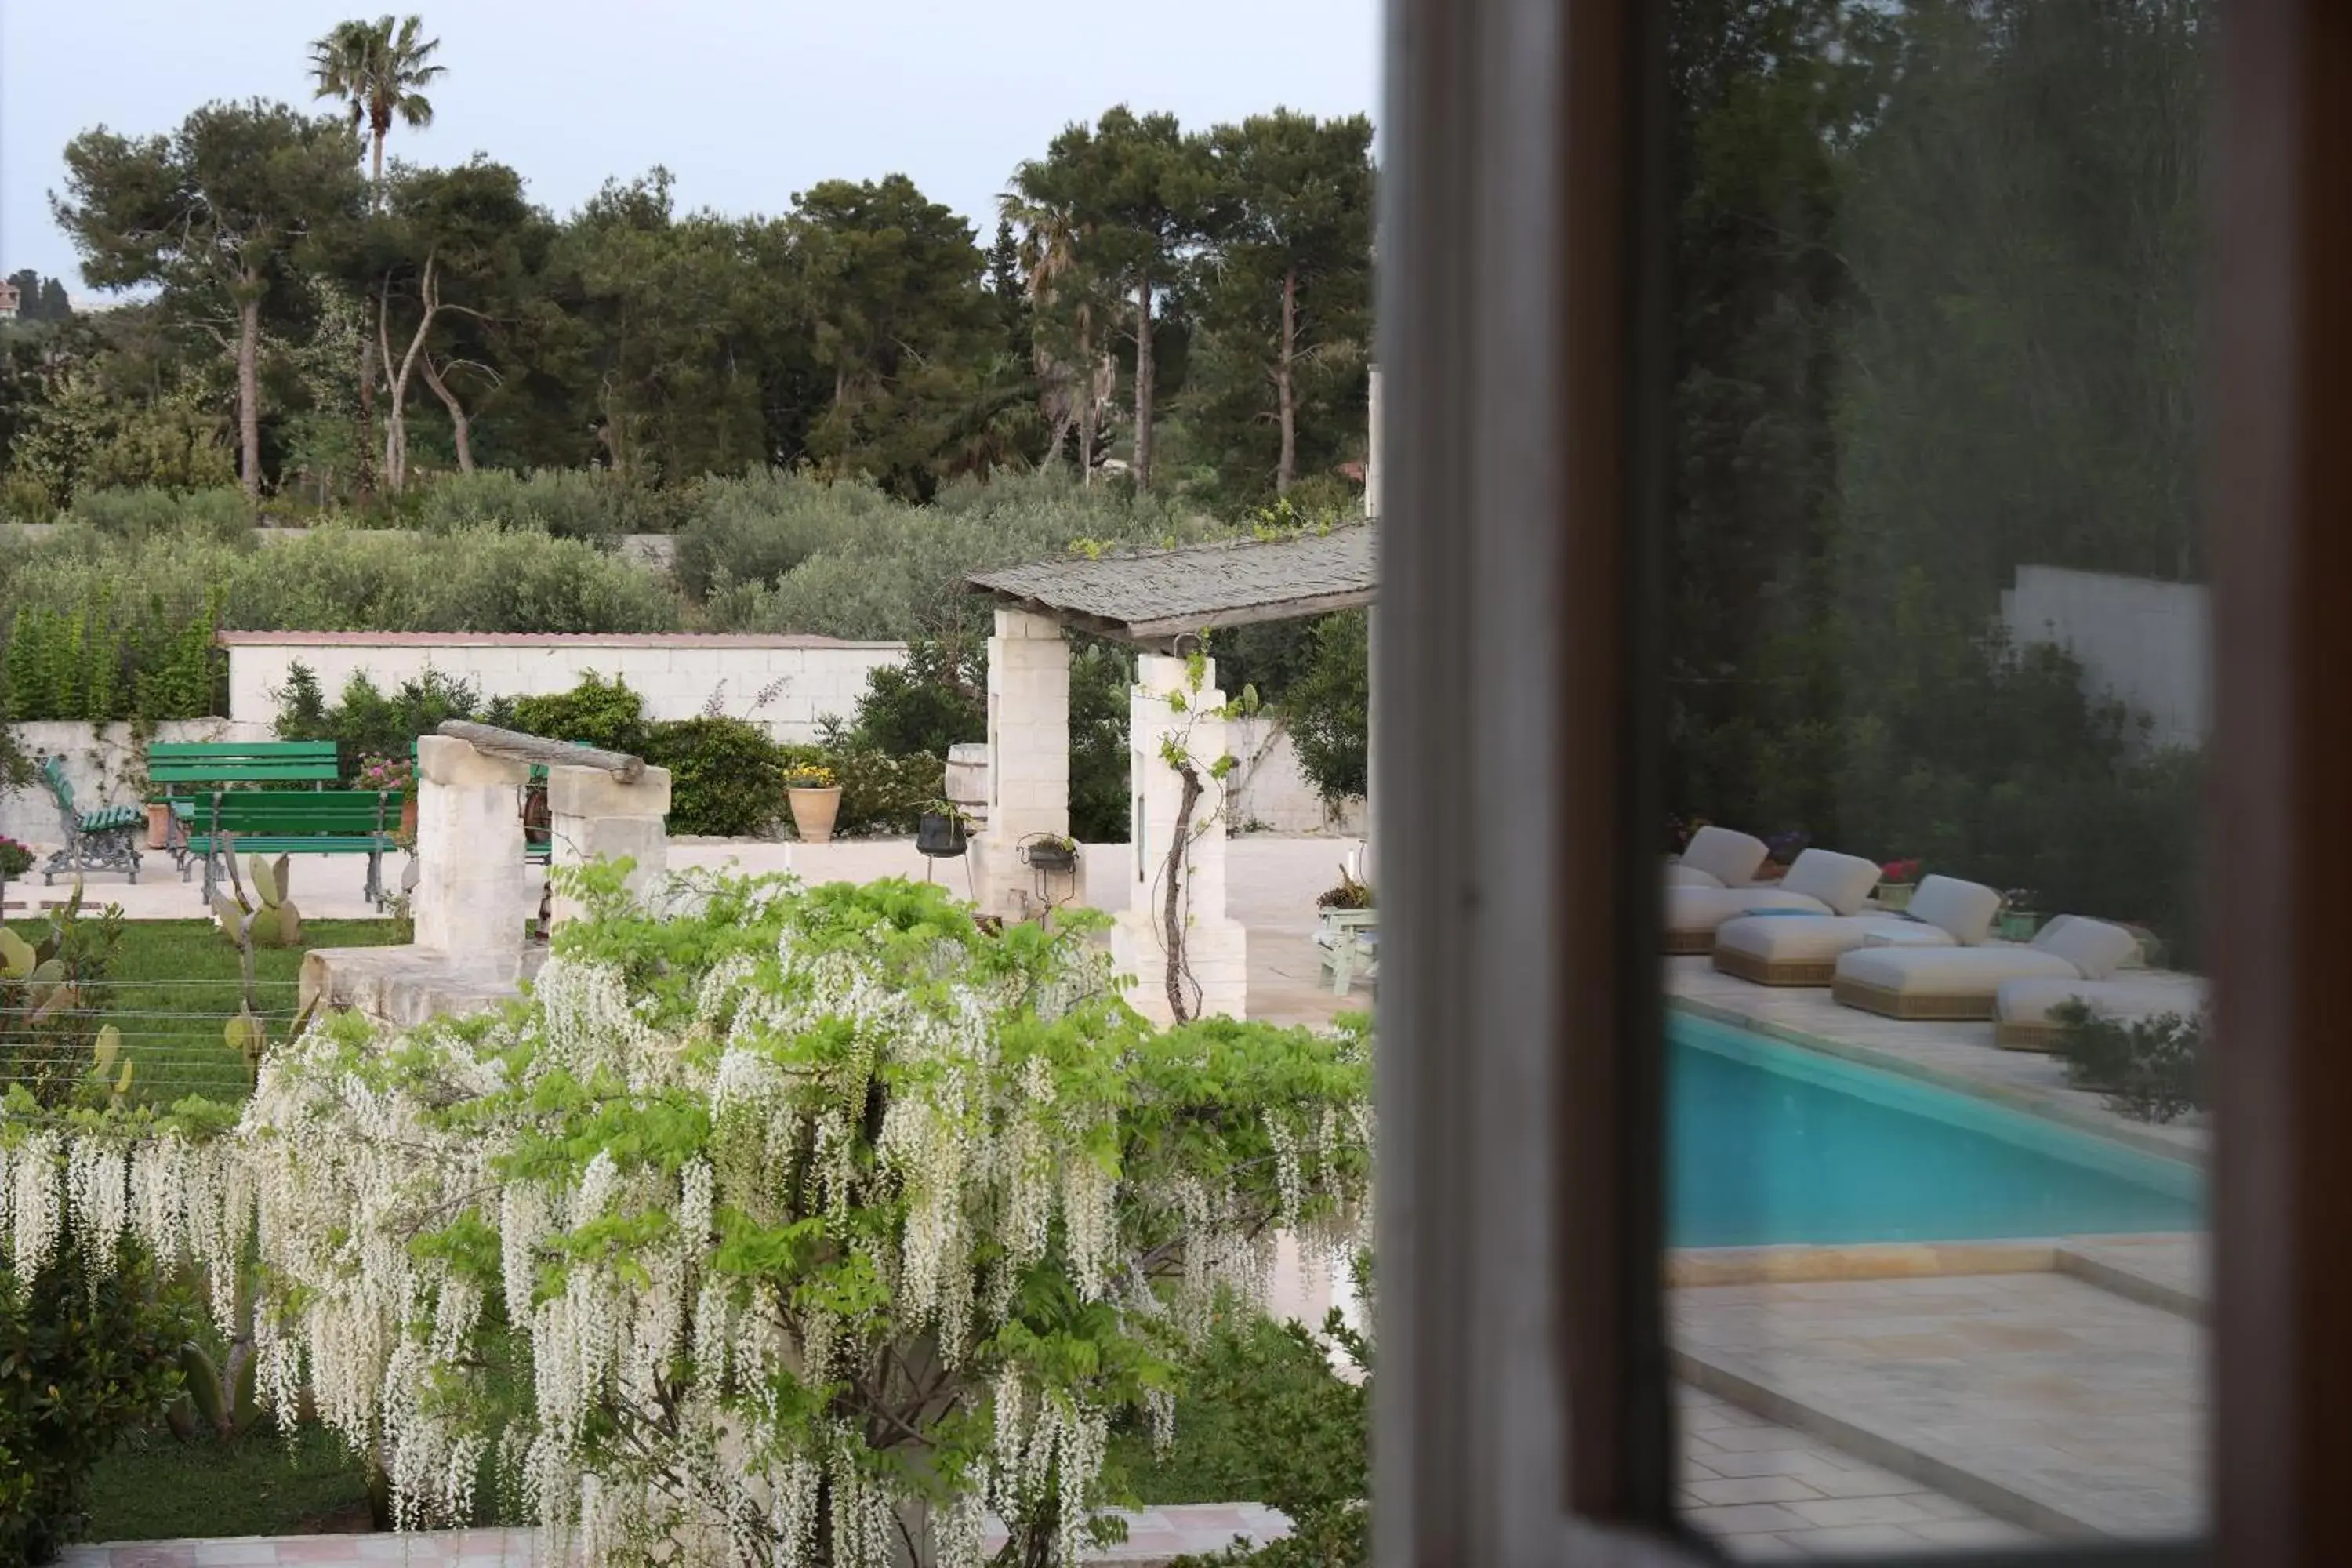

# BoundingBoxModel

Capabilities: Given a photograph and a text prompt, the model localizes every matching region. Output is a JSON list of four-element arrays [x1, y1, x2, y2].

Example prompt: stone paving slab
[[56, 1505, 1295, 1566], [1677, 1383, 2038, 1559], [1673, 1272, 2206, 1541], [2056, 1234, 2208, 1320]]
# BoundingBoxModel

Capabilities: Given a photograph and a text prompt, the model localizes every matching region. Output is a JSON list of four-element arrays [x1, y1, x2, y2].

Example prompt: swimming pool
[[1668, 1014, 2204, 1247]]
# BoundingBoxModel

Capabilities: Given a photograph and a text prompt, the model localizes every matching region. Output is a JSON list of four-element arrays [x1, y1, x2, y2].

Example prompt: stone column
[[1363, 365, 1381, 892], [971, 608, 1072, 921], [413, 735, 532, 971], [547, 762, 673, 929], [1112, 653, 1249, 1022]]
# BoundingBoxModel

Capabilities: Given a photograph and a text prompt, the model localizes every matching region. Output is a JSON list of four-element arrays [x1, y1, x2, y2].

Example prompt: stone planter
[[1878, 880, 1916, 913], [789, 786, 844, 844], [146, 802, 173, 850]]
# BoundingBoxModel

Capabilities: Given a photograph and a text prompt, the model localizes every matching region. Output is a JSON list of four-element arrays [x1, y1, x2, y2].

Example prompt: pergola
[[963, 524, 1380, 1022]]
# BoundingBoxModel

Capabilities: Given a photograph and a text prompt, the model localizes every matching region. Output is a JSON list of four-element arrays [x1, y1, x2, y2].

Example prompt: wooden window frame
[[1373, 0, 2338, 1562]]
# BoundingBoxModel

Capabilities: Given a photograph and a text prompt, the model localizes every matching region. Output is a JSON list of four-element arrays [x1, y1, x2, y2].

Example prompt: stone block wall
[[221, 633, 907, 744]]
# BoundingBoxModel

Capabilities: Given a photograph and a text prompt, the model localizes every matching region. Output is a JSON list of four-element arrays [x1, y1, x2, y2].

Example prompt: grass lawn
[[3, 917, 405, 1105], [85, 1425, 375, 1541]]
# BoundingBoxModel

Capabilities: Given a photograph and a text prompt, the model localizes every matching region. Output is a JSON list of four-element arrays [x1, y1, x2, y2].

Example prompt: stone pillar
[[1363, 365, 1381, 893], [971, 609, 1072, 921], [413, 735, 531, 971], [1112, 654, 1249, 1022], [547, 762, 673, 929]]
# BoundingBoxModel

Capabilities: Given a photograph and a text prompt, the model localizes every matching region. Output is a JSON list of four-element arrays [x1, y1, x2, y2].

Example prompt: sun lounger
[[1664, 848, 1881, 955], [1664, 826, 1769, 889], [1992, 975, 2207, 1051], [1713, 874, 2001, 986], [1831, 915, 2142, 1021]]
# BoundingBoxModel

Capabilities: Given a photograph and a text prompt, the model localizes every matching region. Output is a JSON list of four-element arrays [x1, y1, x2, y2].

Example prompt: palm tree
[[1000, 188, 1109, 481], [309, 14, 445, 201]]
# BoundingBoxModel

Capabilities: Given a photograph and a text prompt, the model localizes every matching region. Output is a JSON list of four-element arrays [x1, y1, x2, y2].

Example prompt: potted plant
[[1999, 889, 2043, 941], [916, 800, 971, 858], [1877, 858, 1923, 912], [358, 754, 418, 838], [1021, 833, 1078, 874], [0, 834, 31, 907], [785, 762, 844, 844]]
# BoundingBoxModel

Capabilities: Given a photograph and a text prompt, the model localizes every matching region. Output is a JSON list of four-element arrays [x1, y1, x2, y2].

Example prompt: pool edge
[[1668, 994, 2207, 1171]]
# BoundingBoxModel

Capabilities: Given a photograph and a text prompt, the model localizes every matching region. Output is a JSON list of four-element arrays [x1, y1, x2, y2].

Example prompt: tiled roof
[[966, 526, 1377, 642]]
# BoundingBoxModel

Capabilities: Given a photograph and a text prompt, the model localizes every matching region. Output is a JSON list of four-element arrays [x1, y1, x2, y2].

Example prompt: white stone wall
[[223, 635, 906, 744], [2001, 566, 2210, 750], [1224, 717, 1365, 836], [0, 718, 273, 847]]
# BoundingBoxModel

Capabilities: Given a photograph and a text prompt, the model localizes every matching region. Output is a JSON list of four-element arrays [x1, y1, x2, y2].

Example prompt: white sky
[[1, 0, 1381, 299]]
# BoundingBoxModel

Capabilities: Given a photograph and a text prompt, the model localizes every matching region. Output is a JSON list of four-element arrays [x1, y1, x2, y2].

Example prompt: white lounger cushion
[[1904, 875, 2002, 946], [1666, 884, 1835, 937], [1777, 848, 1883, 917], [1667, 861, 1724, 888], [2027, 915, 2141, 982], [1673, 827, 1769, 891], [1833, 916, 2142, 998], [1715, 913, 1955, 966], [1995, 976, 2207, 1029], [1835, 944, 2082, 996]]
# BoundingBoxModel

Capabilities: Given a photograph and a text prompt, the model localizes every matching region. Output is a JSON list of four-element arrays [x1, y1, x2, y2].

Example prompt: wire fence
[[2, 976, 308, 1105]]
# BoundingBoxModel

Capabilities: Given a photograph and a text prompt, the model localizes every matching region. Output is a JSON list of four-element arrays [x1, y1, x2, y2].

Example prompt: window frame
[[1372, 0, 2326, 1562]]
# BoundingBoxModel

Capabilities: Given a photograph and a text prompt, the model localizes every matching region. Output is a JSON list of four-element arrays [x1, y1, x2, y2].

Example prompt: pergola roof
[[965, 525, 1377, 644]]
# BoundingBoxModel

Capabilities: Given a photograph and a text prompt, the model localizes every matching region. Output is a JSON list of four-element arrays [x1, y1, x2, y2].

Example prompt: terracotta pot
[[400, 793, 419, 838], [789, 786, 844, 844], [146, 802, 173, 850]]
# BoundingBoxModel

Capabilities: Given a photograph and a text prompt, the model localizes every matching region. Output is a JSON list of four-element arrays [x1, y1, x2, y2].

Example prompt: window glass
[[1660, 2, 2211, 1556]]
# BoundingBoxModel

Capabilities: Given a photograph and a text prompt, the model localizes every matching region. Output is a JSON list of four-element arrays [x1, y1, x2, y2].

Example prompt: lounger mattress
[[1711, 915, 1953, 986], [1664, 887, 1830, 954], [1831, 946, 2082, 1020], [1991, 977, 2208, 1052]]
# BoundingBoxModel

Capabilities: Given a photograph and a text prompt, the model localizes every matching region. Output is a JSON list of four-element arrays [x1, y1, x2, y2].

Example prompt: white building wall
[[2000, 566, 2210, 750], [222, 634, 907, 744]]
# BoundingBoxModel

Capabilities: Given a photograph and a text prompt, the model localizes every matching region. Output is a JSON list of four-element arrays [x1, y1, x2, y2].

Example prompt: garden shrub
[[2053, 1001, 2207, 1124], [1281, 612, 1369, 804], [1142, 1304, 1368, 1568], [642, 715, 787, 836], [0, 584, 224, 724], [68, 485, 250, 544], [1071, 641, 1136, 844], [410, 469, 641, 546], [842, 639, 985, 760], [507, 672, 652, 757], [0, 873, 1372, 1563], [0, 1237, 191, 1567], [274, 666, 501, 779], [829, 749, 942, 837]]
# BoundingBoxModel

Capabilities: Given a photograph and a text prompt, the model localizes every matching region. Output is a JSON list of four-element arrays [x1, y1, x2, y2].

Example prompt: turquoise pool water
[[1668, 1014, 2204, 1247]]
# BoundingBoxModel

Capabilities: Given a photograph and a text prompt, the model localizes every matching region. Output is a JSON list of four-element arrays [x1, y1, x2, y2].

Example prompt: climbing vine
[[0, 870, 1370, 1567], [1148, 647, 1259, 1023]]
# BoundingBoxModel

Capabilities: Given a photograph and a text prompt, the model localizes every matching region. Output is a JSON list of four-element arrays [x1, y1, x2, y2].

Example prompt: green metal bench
[[37, 756, 144, 884], [148, 741, 342, 872], [183, 789, 394, 908]]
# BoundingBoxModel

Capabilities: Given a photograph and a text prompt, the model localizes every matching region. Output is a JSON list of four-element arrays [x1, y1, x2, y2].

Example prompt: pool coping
[[1668, 993, 2206, 1170]]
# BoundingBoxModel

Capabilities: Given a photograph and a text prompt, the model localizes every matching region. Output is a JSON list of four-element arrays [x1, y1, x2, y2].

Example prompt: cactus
[[212, 853, 301, 949]]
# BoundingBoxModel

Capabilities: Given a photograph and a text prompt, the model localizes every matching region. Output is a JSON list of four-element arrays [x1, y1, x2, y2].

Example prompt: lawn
[[85, 1425, 376, 1541], [3, 916, 405, 1105]]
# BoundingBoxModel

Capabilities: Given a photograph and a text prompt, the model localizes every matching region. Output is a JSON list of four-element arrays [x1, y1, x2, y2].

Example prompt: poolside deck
[[1664, 953, 2209, 1552]]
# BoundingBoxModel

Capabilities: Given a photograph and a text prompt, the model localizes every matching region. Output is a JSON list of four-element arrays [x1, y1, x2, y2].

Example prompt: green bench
[[183, 789, 394, 908], [148, 741, 341, 871], [36, 756, 144, 884]]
